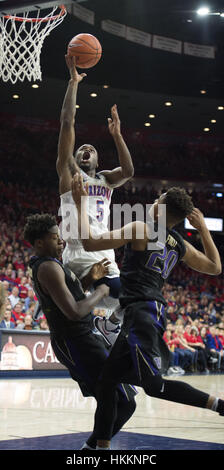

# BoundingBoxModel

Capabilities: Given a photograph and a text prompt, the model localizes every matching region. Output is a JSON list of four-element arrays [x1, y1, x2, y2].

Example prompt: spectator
[[0, 304, 15, 329], [163, 329, 185, 376], [16, 314, 34, 331], [183, 324, 192, 341], [2, 280, 10, 296], [25, 276, 33, 289], [187, 303, 199, 322], [16, 315, 25, 330], [24, 314, 35, 331], [186, 326, 209, 373], [14, 255, 25, 272], [5, 265, 14, 283], [14, 268, 25, 285], [8, 286, 20, 308], [206, 326, 224, 370], [26, 302, 36, 316], [173, 325, 198, 372], [177, 306, 189, 325], [200, 312, 210, 327], [24, 289, 35, 311], [3, 266, 15, 283], [38, 318, 49, 331], [11, 301, 25, 323], [18, 276, 29, 299], [200, 326, 208, 345], [167, 306, 177, 323], [199, 296, 209, 310], [200, 326, 217, 369]]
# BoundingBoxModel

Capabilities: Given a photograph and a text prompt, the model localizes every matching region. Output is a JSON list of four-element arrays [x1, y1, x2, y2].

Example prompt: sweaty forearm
[[77, 288, 106, 316], [60, 79, 78, 123], [81, 271, 94, 291], [50, 285, 105, 321]]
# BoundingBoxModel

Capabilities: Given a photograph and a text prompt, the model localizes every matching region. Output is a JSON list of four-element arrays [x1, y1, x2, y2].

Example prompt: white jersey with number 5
[[60, 169, 120, 280]]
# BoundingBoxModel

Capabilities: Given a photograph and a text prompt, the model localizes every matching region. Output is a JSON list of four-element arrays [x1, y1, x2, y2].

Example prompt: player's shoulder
[[60, 188, 72, 199], [168, 229, 186, 258], [96, 170, 115, 189], [169, 228, 184, 244], [37, 258, 63, 278]]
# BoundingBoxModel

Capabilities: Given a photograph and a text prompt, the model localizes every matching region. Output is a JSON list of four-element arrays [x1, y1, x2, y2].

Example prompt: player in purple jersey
[[73, 174, 223, 450]]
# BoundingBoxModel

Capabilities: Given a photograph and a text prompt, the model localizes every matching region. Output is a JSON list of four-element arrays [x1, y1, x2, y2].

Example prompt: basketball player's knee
[[143, 374, 163, 397]]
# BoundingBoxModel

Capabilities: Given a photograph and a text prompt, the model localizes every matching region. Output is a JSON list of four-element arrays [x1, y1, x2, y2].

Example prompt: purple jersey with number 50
[[119, 229, 186, 307]]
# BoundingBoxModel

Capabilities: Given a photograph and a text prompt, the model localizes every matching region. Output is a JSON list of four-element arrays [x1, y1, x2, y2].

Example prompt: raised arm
[[56, 55, 86, 194], [37, 261, 109, 320], [182, 208, 222, 276], [72, 173, 148, 251], [100, 105, 134, 188]]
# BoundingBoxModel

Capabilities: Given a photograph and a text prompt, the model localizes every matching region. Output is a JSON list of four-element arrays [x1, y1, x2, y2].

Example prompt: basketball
[[67, 33, 102, 69]]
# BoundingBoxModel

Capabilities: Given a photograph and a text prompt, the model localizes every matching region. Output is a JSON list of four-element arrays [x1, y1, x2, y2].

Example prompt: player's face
[[148, 193, 166, 221], [40, 227, 64, 259], [75, 144, 98, 171]]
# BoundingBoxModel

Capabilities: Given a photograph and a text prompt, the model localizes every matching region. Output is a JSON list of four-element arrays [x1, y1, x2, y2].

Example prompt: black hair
[[24, 214, 57, 246], [163, 187, 194, 222]]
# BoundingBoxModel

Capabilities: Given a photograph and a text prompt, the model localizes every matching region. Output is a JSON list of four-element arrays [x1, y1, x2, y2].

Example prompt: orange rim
[[3, 4, 66, 23]]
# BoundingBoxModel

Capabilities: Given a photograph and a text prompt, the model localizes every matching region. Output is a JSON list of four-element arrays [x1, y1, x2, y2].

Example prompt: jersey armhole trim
[[60, 189, 72, 198]]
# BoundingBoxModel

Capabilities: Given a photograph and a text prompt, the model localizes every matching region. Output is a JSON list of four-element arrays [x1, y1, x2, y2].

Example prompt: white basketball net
[[0, 5, 67, 84]]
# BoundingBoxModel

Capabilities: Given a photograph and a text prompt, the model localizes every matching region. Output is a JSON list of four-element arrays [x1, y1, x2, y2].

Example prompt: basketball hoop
[[0, 5, 67, 84]]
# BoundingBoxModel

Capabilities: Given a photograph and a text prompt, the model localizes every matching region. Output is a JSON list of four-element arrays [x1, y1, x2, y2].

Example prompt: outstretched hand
[[65, 54, 87, 83], [108, 104, 121, 137], [89, 258, 111, 281], [71, 173, 88, 207]]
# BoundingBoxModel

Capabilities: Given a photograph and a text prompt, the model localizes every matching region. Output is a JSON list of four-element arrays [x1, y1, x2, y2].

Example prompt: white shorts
[[62, 244, 120, 316], [62, 244, 120, 280]]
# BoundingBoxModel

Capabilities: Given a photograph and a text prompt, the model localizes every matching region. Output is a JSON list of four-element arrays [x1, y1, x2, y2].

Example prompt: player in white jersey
[[61, 169, 119, 283], [57, 55, 134, 344]]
